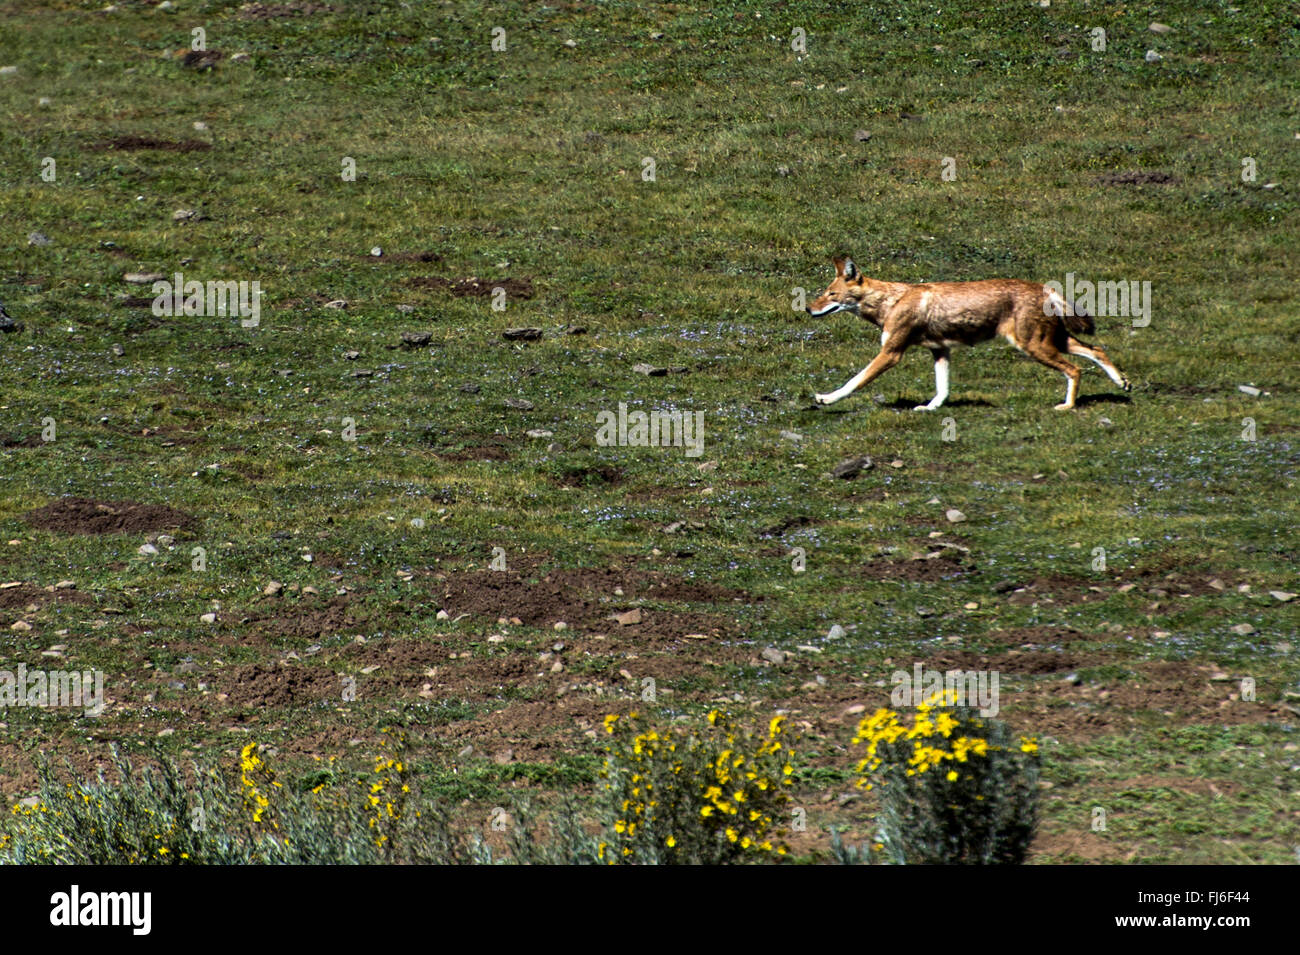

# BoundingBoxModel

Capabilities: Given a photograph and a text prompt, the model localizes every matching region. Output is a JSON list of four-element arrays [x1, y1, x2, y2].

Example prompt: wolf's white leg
[[914, 349, 950, 411], [815, 346, 905, 406], [816, 366, 873, 405], [1054, 373, 1079, 410]]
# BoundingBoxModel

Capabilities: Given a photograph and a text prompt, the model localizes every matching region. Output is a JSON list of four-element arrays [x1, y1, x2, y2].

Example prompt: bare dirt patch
[[221, 663, 340, 708], [434, 443, 510, 462], [850, 554, 971, 583], [23, 498, 197, 536], [1007, 661, 1292, 742], [924, 649, 1085, 675], [1005, 574, 1102, 606], [429, 564, 751, 637], [406, 276, 535, 298], [237, 595, 367, 641], [0, 583, 94, 610], [554, 465, 623, 487]]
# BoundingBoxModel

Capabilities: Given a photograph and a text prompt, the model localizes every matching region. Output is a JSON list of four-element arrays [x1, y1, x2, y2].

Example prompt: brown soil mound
[[23, 498, 197, 535], [222, 664, 340, 707], [239, 596, 365, 640], [0, 583, 94, 609], [430, 564, 750, 636]]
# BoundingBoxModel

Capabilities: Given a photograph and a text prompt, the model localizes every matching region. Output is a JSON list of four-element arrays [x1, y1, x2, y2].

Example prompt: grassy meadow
[[0, 0, 1297, 863]]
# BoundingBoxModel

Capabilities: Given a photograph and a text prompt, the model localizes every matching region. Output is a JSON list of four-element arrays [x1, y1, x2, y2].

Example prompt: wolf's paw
[[814, 393, 834, 406], [913, 404, 935, 412], [1121, 378, 1132, 392], [1054, 401, 1076, 411]]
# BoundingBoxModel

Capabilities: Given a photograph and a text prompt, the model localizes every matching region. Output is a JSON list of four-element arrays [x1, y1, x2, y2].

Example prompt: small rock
[[199, 612, 216, 624], [487, 634, 506, 644], [263, 581, 283, 597], [760, 647, 787, 665], [616, 609, 642, 626], [27, 231, 51, 246], [54, 580, 76, 590], [1229, 623, 1256, 635], [172, 209, 199, 222], [457, 745, 474, 759], [459, 383, 480, 393], [1144, 50, 1163, 63], [10, 621, 32, 632], [964, 602, 979, 610], [436, 609, 450, 620], [138, 543, 159, 556], [553, 622, 568, 631], [854, 129, 872, 142], [504, 397, 534, 410], [399, 331, 432, 349], [1237, 385, 1262, 396], [526, 429, 554, 439], [826, 624, 846, 640], [945, 508, 967, 523], [831, 455, 873, 480], [1148, 22, 1173, 34], [111, 343, 125, 357], [915, 607, 935, 618], [1270, 591, 1297, 602], [632, 362, 667, 376], [502, 327, 542, 341], [124, 272, 165, 284], [779, 430, 803, 442], [324, 299, 348, 309]]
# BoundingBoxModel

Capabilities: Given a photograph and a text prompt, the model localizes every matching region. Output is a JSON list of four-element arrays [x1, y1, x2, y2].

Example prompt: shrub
[[850, 691, 1039, 864], [2, 732, 491, 865], [597, 709, 795, 864]]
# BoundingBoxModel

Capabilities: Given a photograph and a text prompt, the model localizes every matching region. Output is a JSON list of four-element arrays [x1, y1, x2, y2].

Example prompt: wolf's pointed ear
[[843, 258, 858, 280], [831, 256, 846, 275]]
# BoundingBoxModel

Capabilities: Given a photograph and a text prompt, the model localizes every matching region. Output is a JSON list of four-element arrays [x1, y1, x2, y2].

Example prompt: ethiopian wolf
[[807, 257, 1131, 411]]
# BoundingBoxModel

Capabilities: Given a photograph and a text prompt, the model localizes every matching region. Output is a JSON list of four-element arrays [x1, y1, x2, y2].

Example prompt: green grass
[[0, 0, 1297, 863]]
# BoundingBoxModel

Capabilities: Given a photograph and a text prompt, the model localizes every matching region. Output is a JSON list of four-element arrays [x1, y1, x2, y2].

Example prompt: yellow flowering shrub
[[846, 690, 1039, 865], [598, 710, 795, 864]]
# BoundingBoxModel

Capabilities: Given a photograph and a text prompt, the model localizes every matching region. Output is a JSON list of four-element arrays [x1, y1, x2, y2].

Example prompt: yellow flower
[[665, 835, 676, 848], [946, 770, 959, 781]]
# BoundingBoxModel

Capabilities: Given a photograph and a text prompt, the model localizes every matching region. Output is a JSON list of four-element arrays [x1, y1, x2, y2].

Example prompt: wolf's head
[[807, 257, 866, 317]]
